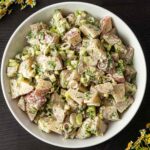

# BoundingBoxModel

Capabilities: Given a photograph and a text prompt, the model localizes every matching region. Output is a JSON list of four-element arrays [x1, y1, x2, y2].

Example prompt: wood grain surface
[[0, 0, 150, 150]]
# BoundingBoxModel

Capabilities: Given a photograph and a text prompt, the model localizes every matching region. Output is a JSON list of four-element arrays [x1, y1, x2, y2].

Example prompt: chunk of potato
[[47, 57, 63, 71], [7, 65, 18, 77], [25, 89, 47, 110], [91, 116, 107, 136], [66, 13, 76, 25], [88, 39, 107, 61], [26, 102, 38, 121], [52, 104, 66, 123], [64, 28, 82, 46], [76, 118, 92, 139], [51, 10, 70, 34], [98, 118, 108, 135], [103, 33, 121, 45], [80, 24, 100, 38], [123, 46, 134, 64], [100, 16, 112, 34], [125, 82, 137, 96], [84, 92, 101, 106], [76, 116, 107, 139], [113, 83, 125, 103], [66, 89, 84, 105], [38, 117, 63, 134], [36, 55, 63, 71], [44, 32, 59, 45], [10, 79, 34, 99], [18, 96, 26, 111], [94, 82, 113, 95], [101, 106, 119, 121], [30, 22, 48, 32], [60, 70, 71, 88], [36, 79, 52, 92], [116, 96, 134, 113], [25, 89, 48, 121], [125, 66, 136, 82], [112, 72, 125, 83], [18, 58, 35, 79]]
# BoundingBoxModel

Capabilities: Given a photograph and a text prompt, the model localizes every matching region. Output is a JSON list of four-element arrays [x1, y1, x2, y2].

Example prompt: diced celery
[[8, 59, 19, 67], [76, 113, 83, 126], [54, 70, 59, 75], [80, 47, 87, 56], [49, 74, 56, 83], [80, 77, 89, 86], [70, 60, 78, 69], [65, 91, 71, 100], [35, 50, 41, 55], [35, 75, 40, 80], [86, 106, 96, 119], [64, 104, 70, 111], [17, 74, 25, 83], [21, 55, 30, 60]]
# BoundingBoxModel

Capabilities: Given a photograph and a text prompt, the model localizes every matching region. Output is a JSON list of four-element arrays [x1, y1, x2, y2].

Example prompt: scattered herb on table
[[0, 0, 36, 19], [125, 123, 150, 150]]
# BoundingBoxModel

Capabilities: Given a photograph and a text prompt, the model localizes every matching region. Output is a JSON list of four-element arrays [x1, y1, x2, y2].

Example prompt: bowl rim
[[1, 1, 147, 148]]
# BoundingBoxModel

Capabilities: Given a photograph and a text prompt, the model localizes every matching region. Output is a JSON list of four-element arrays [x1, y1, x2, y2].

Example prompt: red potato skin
[[100, 16, 112, 35], [112, 73, 125, 83], [25, 89, 48, 110]]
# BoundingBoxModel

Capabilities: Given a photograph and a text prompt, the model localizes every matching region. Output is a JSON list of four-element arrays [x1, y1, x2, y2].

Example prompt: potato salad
[[7, 10, 137, 139]]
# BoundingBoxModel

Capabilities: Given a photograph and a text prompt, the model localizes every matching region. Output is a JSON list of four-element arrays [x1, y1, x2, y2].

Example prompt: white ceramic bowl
[[1, 2, 147, 148]]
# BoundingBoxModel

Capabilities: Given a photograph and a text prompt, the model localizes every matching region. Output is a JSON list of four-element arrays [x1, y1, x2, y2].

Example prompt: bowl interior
[[1, 2, 147, 148]]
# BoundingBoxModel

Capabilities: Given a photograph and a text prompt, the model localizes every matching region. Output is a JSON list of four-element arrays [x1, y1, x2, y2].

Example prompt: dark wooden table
[[0, 0, 150, 150]]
